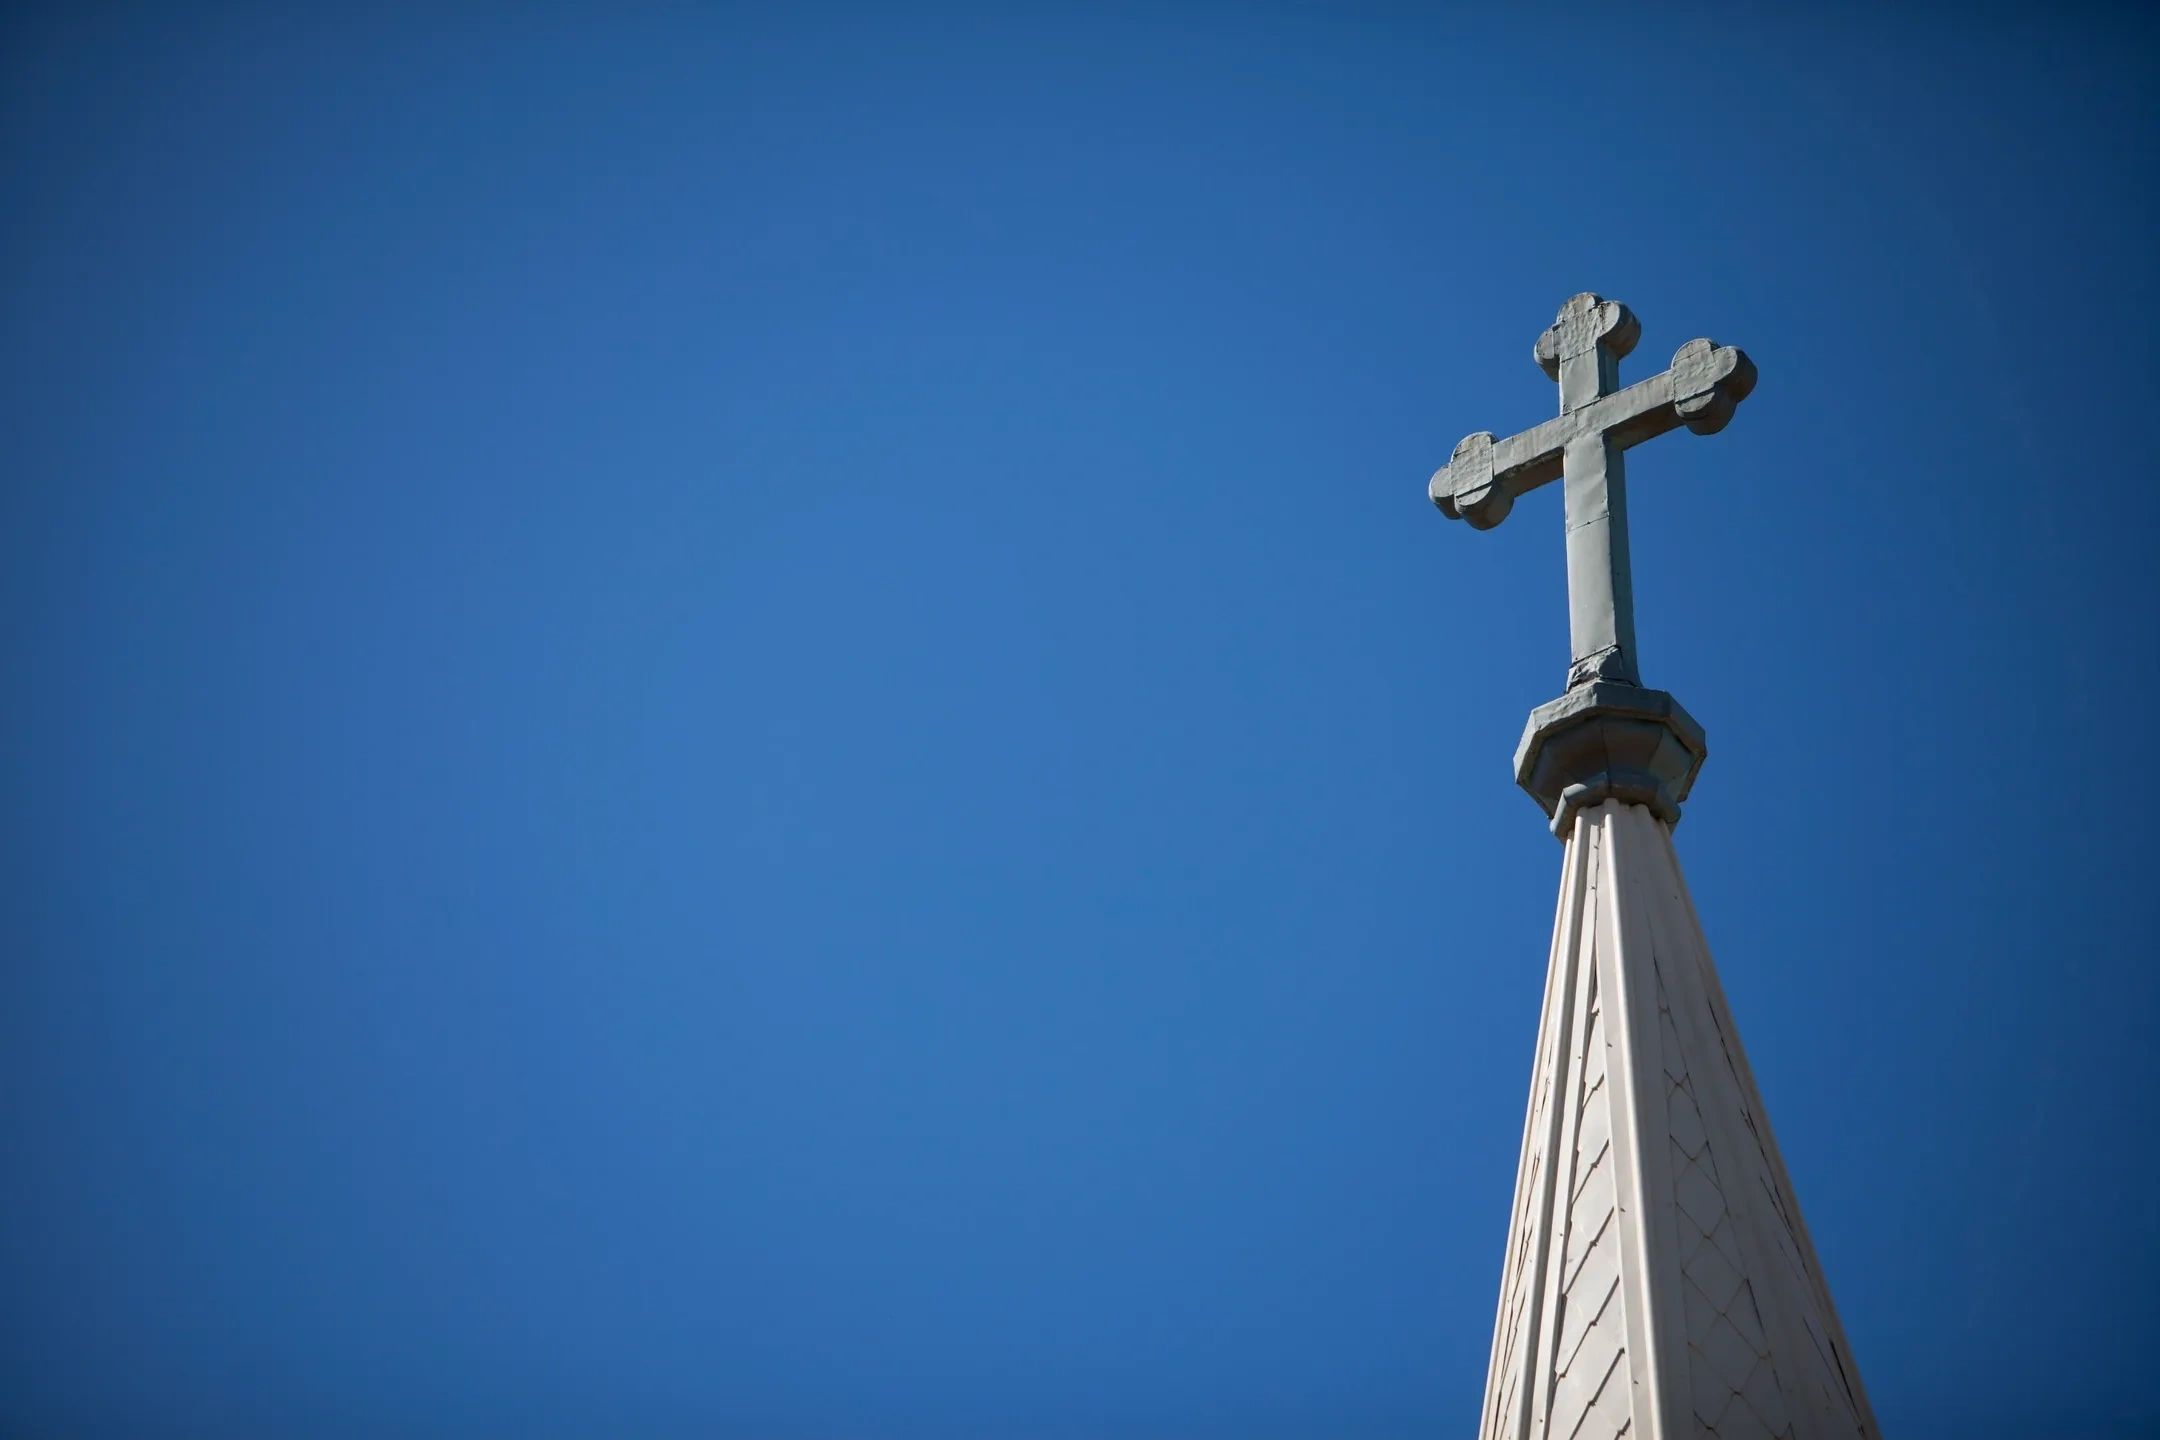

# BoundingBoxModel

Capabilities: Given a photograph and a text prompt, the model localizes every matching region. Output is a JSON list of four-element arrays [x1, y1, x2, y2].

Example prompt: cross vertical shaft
[[1544, 295, 1642, 689], [1560, 401, 1638, 688]]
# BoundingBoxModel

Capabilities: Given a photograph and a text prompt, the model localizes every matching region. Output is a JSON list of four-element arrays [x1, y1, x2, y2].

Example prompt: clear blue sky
[[5, 5, 2156, 1437]]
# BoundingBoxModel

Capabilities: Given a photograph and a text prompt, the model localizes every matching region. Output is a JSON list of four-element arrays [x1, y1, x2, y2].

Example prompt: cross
[[1429, 293, 1757, 689]]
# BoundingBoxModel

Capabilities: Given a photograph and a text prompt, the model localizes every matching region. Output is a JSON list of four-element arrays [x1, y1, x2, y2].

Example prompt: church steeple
[[1428, 297, 1876, 1438], [1477, 803, 1877, 1439]]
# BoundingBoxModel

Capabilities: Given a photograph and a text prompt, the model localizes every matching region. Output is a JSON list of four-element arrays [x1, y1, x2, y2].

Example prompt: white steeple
[[1478, 801, 1877, 1439], [1428, 296, 1877, 1438]]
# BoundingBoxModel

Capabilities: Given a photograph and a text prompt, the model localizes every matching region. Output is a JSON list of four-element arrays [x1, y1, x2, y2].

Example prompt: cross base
[[1514, 683, 1707, 839]]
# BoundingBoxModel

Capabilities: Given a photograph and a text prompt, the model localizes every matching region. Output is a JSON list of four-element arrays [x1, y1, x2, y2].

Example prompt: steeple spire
[[1479, 803, 1878, 1439], [1428, 298, 1877, 1437]]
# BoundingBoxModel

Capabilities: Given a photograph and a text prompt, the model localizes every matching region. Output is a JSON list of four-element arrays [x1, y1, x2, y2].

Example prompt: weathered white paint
[[1479, 801, 1877, 1440]]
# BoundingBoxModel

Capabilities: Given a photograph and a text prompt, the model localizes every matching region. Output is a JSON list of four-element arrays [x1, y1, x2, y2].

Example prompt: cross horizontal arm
[[1429, 338, 1754, 530]]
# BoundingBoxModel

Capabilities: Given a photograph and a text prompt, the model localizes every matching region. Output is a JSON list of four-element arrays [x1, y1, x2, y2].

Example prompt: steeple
[[1429, 297, 1877, 1438], [1477, 802, 1877, 1439]]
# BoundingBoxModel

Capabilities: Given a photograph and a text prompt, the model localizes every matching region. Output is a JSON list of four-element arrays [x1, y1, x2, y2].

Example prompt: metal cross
[[1429, 293, 1756, 689]]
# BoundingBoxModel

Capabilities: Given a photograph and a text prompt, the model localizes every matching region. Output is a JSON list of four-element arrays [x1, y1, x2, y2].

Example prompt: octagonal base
[[1514, 683, 1707, 839]]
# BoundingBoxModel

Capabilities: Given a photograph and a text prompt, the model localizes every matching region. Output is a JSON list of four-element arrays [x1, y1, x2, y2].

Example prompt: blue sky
[[4, 5, 2156, 1436]]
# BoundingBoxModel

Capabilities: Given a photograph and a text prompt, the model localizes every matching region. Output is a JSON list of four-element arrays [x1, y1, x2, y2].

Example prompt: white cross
[[1429, 293, 1756, 689]]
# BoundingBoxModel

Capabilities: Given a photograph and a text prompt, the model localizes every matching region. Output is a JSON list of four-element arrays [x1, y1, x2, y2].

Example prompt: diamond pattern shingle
[[1475, 803, 1875, 1439]]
